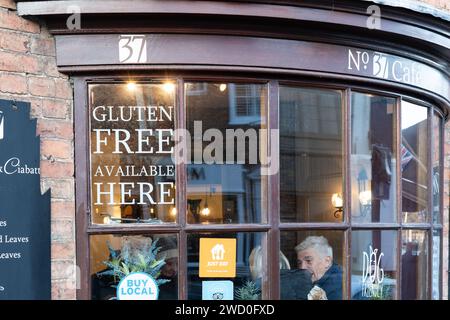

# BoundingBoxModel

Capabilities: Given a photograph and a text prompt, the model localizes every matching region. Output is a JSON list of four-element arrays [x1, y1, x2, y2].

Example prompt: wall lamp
[[331, 193, 343, 218]]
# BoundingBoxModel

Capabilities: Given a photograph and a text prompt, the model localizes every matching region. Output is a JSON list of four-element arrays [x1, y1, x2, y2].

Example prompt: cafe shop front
[[12, 0, 450, 300]]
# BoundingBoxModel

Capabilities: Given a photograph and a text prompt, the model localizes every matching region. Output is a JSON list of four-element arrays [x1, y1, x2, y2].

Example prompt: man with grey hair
[[295, 236, 343, 300]]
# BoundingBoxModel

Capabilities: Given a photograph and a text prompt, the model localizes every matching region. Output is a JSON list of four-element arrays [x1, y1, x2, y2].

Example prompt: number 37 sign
[[119, 35, 147, 63]]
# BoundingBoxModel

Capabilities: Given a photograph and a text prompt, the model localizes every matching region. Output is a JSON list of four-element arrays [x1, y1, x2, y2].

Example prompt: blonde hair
[[249, 246, 290, 280]]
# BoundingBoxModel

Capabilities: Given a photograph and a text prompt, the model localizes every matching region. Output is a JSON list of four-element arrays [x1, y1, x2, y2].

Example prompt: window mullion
[[396, 96, 402, 300], [176, 78, 188, 300], [268, 80, 280, 300], [344, 88, 351, 300], [75, 77, 91, 300], [439, 112, 445, 300], [427, 108, 434, 299]]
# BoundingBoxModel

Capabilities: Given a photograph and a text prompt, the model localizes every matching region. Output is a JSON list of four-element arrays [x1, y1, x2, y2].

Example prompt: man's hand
[[307, 285, 328, 300]]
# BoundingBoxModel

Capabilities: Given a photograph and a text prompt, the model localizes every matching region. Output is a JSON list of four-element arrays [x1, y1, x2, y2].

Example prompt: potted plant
[[96, 238, 170, 299], [235, 280, 261, 300]]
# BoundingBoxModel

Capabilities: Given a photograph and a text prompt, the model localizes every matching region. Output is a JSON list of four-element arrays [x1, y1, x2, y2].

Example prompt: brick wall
[[0, 0, 76, 300]]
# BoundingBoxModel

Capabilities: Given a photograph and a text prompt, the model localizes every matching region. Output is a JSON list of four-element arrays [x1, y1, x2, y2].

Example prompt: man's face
[[297, 248, 331, 282], [161, 258, 178, 278]]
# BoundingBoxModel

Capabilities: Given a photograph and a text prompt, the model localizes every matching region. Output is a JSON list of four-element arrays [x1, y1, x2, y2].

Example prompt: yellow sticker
[[199, 238, 236, 278]]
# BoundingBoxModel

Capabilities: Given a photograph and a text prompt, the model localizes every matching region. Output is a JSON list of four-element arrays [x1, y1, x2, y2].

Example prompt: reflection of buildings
[[186, 83, 264, 226], [401, 231, 428, 300], [279, 88, 342, 223], [185, 83, 264, 287], [278, 88, 344, 269], [186, 164, 261, 275], [187, 164, 260, 224], [402, 118, 428, 220], [350, 94, 397, 223]]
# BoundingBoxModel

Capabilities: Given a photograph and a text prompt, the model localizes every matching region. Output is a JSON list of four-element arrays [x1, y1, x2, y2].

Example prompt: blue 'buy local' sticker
[[117, 272, 159, 300]]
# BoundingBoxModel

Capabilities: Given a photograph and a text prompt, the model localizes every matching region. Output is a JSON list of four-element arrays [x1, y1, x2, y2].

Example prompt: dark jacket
[[314, 263, 343, 300], [158, 277, 178, 300], [280, 269, 313, 300]]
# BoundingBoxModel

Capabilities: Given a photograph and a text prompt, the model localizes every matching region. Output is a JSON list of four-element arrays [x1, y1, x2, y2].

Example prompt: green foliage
[[235, 280, 261, 300], [369, 283, 395, 300], [362, 275, 395, 300], [97, 238, 170, 287]]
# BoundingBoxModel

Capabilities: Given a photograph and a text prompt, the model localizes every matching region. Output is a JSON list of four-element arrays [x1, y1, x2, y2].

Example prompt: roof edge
[[361, 0, 450, 22]]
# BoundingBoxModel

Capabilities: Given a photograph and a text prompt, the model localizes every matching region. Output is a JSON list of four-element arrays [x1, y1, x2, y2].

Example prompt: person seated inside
[[249, 246, 313, 300], [156, 237, 179, 300], [295, 236, 343, 300]]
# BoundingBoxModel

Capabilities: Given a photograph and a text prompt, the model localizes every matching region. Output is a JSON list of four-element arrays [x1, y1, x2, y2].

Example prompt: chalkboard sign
[[0, 99, 51, 300]]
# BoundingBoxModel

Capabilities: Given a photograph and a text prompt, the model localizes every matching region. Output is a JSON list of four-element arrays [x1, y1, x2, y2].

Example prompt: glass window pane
[[351, 93, 397, 223], [89, 83, 176, 225], [401, 101, 428, 223], [401, 230, 428, 299], [280, 87, 343, 222], [90, 234, 178, 300], [432, 112, 442, 224], [431, 230, 441, 299], [280, 231, 345, 300], [187, 232, 264, 300], [185, 83, 267, 224], [351, 230, 397, 300]]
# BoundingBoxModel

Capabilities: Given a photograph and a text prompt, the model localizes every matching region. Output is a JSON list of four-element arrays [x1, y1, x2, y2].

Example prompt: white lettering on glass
[[361, 246, 385, 298]]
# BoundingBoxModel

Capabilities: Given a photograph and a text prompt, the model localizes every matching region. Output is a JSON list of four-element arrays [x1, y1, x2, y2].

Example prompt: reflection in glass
[[431, 230, 441, 299], [90, 234, 178, 300], [280, 231, 344, 300], [432, 113, 442, 224], [187, 232, 263, 300], [186, 83, 267, 224], [401, 102, 428, 223], [331, 193, 344, 218], [351, 230, 397, 300], [280, 87, 343, 222], [89, 83, 176, 225], [401, 230, 428, 299], [351, 93, 396, 222]]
